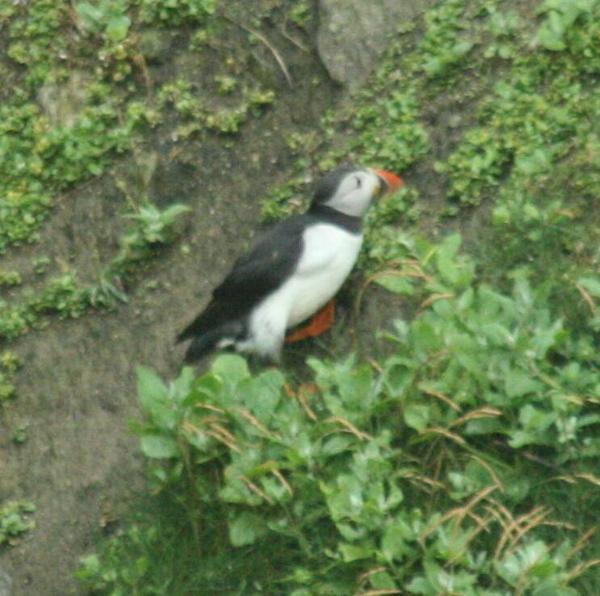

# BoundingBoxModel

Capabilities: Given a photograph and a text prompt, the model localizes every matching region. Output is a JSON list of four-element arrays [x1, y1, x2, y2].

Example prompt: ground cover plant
[[78, 234, 600, 594], [72, 0, 600, 593]]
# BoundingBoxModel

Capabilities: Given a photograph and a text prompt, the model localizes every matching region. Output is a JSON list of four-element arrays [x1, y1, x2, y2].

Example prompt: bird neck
[[307, 204, 363, 234]]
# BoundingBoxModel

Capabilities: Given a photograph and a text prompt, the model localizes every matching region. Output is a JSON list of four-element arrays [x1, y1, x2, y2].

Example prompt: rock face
[[37, 71, 93, 127], [317, 0, 435, 89]]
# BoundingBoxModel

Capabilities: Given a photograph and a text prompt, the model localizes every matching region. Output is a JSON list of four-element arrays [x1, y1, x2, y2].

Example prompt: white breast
[[286, 224, 363, 326], [238, 224, 363, 360]]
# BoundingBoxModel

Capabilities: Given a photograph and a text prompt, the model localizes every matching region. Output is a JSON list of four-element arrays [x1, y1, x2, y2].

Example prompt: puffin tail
[[178, 321, 244, 363]]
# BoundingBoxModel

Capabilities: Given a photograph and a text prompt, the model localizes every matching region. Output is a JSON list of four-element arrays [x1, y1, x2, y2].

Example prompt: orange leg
[[285, 300, 336, 344]]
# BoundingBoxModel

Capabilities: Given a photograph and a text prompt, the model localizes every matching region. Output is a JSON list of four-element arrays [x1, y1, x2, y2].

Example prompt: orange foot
[[285, 300, 336, 344]]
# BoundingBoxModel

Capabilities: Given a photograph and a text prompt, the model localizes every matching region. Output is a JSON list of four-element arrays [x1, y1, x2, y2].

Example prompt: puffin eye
[[355, 176, 362, 189]]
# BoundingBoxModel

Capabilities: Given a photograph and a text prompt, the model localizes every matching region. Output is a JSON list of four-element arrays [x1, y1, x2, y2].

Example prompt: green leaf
[[229, 511, 266, 546], [375, 273, 415, 295], [212, 354, 250, 386], [578, 277, 600, 297], [338, 542, 373, 562], [105, 15, 130, 42], [184, 373, 223, 406], [403, 403, 430, 432], [136, 366, 169, 416], [381, 519, 413, 563], [245, 369, 284, 424], [505, 371, 542, 398], [140, 434, 179, 459], [536, 12, 567, 51], [171, 366, 195, 403], [75, 2, 104, 31], [369, 570, 397, 590], [435, 233, 462, 286], [321, 435, 353, 457]]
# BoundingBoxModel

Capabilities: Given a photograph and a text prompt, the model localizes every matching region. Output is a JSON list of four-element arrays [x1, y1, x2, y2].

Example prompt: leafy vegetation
[[0, 352, 22, 403], [0, 501, 35, 547], [78, 234, 600, 593], [138, 0, 217, 25]]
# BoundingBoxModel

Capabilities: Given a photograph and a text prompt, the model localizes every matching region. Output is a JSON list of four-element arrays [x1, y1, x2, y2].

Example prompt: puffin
[[177, 164, 403, 362]]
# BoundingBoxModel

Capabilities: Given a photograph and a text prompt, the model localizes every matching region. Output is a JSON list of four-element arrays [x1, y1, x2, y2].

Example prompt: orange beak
[[372, 168, 404, 195]]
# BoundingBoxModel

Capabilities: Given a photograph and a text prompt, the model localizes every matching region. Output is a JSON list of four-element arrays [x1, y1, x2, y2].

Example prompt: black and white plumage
[[177, 164, 403, 362]]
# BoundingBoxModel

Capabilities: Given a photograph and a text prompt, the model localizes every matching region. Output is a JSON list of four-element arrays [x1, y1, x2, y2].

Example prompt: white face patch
[[323, 170, 382, 217]]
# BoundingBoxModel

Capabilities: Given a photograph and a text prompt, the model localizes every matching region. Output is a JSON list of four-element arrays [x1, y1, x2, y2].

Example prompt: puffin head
[[311, 164, 404, 218]]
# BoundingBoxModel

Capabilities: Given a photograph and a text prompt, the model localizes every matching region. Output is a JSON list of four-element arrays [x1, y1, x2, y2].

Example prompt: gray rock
[[317, 0, 435, 89]]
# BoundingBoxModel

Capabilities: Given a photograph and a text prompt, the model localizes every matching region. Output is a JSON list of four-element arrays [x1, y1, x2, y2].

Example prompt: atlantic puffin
[[177, 164, 403, 362]]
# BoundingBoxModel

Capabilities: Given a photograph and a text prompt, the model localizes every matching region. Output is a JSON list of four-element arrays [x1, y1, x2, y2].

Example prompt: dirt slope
[[0, 23, 339, 595]]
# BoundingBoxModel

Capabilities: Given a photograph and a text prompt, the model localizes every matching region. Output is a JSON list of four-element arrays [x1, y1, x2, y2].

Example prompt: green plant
[[289, 0, 311, 28], [536, 0, 600, 52], [75, 0, 131, 42], [138, 0, 217, 25], [0, 270, 21, 288], [0, 501, 35, 547], [419, 0, 474, 78], [79, 232, 600, 593], [0, 351, 22, 402], [12, 423, 29, 445]]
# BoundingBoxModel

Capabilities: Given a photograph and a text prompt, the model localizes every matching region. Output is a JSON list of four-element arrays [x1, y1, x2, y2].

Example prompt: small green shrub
[[0, 501, 35, 547], [138, 0, 217, 25], [75, 0, 131, 42], [78, 234, 600, 594]]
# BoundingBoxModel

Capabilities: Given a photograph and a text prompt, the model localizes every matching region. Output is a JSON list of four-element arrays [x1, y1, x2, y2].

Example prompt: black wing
[[177, 215, 311, 343]]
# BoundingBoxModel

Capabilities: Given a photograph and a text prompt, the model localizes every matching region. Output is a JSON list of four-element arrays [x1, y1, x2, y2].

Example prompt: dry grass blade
[[366, 357, 384, 373], [354, 590, 402, 596], [284, 383, 318, 421], [495, 506, 550, 558], [224, 16, 293, 87], [357, 567, 388, 584], [194, 403, 227, 414], [575, 282, 597, 314], [404, 472, 446, 493], [449, 406, 502, 428], [418, 383, 462, 412], [447, 513, 495, 564], [272, 469, 293, 495], [182, 418, 241, 452], [205, 429, 241, 452], [574, 473, 600, 487], [468, 454, 505, 492], [419, 292, 455, 311], [234, 406, 278, 438], [422, 426, 467, 446], [326, 416, 373, 441], [485, 497, 517, 535], [280, 24, 309, 52], [566, 527, 596, 562], [421, 486, 498, 542], [240, 475, 274, 505], [452, 485, 499, 530], [204, 419, 242, 452], [566, 558, 600, 581]]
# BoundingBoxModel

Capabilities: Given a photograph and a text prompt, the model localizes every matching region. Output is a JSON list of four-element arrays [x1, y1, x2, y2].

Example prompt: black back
[[177, 215, 306, 343]]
